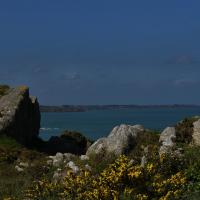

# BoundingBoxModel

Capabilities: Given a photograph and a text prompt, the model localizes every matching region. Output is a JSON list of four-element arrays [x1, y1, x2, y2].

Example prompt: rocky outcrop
[[86, 124, 144, 156], [192, 119, 200, 145], [44, 130, 92, 155], [159, 127, 176, 155], [0, 86, 40, 145]]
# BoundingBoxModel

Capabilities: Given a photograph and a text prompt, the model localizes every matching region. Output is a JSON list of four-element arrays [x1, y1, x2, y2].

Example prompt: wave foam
[[40, 127, 60, 131]]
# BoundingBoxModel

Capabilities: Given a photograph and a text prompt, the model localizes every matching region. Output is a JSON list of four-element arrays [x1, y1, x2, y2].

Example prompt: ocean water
[[39, 107, 200, 141]]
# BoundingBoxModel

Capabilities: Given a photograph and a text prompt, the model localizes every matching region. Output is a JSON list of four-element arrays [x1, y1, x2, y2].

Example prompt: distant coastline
[[40, 104, 200, 112]]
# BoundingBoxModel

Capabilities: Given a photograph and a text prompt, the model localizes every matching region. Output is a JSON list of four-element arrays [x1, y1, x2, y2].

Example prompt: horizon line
[[40, 104, 200, 107]]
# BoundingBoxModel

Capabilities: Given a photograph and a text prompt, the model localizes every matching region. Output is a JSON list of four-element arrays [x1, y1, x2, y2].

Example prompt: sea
[[39, 107, 200, 141]]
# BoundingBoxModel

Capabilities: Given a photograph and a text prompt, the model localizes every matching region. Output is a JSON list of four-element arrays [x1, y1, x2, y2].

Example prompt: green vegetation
[[61, 130, 93, 147], [129, 130, 159, 160], [24, 155, 187, 200], [183, 146, 200, 199], [1, 124, 200, 199], [0, 85, 10, 96], [0, 135, 49, 199], [0, 135, 21, 150], [175, 118, 197, 144]]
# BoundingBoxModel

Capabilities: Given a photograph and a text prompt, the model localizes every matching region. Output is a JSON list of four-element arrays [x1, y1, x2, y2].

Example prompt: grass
[[0, 135, 50, 199], [128, 130, 160, 162], [1, 126, 200, 199], [0, 85, 10, 97], [0, 135, 22, 149], [0, 164, 32, 198], [87, 152, 117, 174]]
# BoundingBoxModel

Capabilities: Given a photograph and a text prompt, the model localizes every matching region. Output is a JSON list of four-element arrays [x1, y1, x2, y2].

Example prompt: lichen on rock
[[86, 124, 145, 156], [159, 127, 176, 155], [192, 119, 200, 145], [0, 86, 40, 145]]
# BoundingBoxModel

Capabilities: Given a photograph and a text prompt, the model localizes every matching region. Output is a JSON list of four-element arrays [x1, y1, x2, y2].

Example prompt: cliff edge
[[0, 86, 40, 145]]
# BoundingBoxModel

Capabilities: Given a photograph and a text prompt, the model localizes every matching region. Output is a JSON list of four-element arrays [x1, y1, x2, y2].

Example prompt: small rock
[[144, 146, 149, 154], [85, 164, 92, 171], [66, 161, 79, 174], [66, 161, 75, 168], [53, 159, 62, 167], [174, 149, 183, 158], [52, 152, 64, 167], [19, 162, 29, 168], [129, 159, 134, 165], [55, 152, 64, 161], [47, 160, 53, 165], [53, 172, 61, 182], [15, 165, 24, 172], [48, 156, 54, 159], [64, 153, 75, 161], [177, 147, 184, 153], [72, 166, 79, 174], [80, 155, 89, 161], [56, 168, 62, 172], [141, 155, 147, 168]]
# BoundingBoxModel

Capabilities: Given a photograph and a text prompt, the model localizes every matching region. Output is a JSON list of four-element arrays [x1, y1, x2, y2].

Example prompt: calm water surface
[[39, 107, 200, 141]]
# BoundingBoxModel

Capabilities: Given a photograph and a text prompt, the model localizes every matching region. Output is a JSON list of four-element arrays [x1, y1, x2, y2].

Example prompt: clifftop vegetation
[[1, 85, 200, 200], [0, 85, 10, 97], [1, 118, 200, 199]]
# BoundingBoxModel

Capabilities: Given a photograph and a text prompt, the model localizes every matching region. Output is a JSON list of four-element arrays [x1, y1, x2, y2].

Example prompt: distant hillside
[[40, 104, 200, 112], [40, 105, 86, 112]]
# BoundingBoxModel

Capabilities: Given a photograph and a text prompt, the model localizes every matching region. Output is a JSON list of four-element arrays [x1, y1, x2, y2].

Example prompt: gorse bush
[[2, 131, 200, 199], [17, 155, 187, 200]]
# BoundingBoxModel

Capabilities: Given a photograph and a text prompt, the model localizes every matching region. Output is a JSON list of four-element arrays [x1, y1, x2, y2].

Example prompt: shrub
[[175, 118, 197, 144], [23, 155, 187, 200], [128, 130, 159, 162], [182, 146, 200, 197]]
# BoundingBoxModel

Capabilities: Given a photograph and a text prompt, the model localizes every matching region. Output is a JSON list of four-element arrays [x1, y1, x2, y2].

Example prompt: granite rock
[[0, 86, 40, 145], [192, 119, 200, 145], [159, 127, 176, 155], [86, 124, 145, 156]]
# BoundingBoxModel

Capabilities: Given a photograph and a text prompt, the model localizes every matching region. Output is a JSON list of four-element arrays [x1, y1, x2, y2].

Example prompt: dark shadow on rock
[[29, 130, 93, 155]]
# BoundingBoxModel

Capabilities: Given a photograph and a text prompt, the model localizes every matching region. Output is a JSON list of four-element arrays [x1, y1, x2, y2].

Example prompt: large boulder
[[192, 119, 200, 145], [159, 127, 176, 155], [0, 86, 40, 145], [86, 124, 144, 156], [45, 130, 92, 155]]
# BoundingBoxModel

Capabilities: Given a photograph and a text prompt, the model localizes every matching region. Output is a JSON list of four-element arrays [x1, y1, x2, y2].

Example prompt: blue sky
[[0, 0, 200, 105]]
